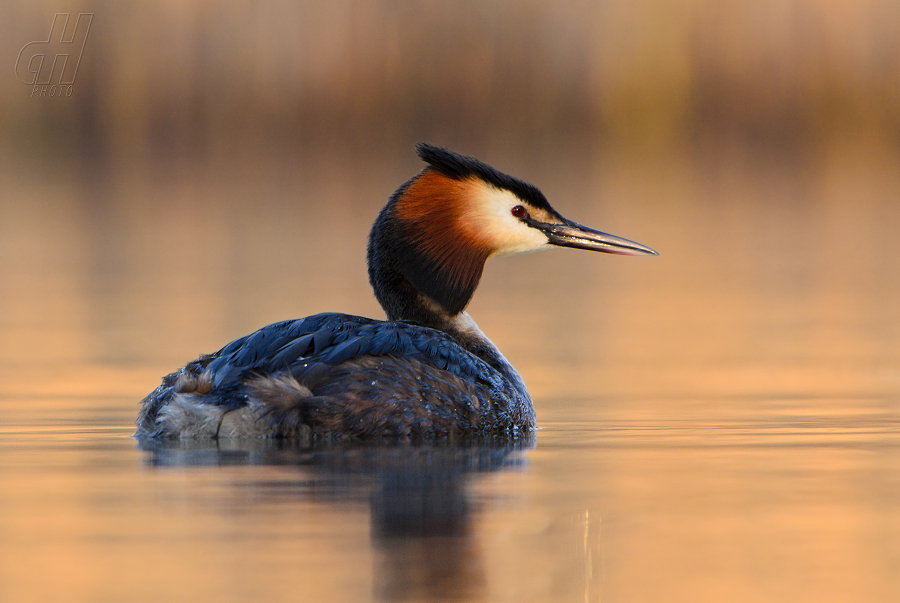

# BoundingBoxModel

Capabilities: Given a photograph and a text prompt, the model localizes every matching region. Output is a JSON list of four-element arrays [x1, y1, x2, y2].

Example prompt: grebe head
[[368, 144, 657, 324]]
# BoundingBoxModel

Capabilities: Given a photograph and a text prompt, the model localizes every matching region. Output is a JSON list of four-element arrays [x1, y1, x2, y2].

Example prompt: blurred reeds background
[[2, 0, 898, 171]]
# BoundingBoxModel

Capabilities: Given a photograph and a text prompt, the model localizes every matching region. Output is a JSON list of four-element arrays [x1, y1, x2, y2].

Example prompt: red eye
[[511, 205, 526, 218]]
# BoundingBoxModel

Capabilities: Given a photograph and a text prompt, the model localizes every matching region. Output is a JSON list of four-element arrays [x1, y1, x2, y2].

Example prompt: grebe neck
[[366, 196, 506, 367]]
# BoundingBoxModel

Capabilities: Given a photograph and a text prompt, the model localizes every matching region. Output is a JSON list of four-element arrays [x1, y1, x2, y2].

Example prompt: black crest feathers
[[415, 143, 554, 212]]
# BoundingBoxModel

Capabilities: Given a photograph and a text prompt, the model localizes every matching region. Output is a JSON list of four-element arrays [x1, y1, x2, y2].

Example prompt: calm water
[[1, 147, 899, 602]]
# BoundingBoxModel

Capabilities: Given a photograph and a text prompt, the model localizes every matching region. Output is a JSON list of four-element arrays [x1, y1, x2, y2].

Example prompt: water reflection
[[139, 436, 533, 602]]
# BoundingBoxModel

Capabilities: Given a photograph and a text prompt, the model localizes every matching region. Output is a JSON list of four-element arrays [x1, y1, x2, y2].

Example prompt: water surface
[[1, 147, 899, 602]]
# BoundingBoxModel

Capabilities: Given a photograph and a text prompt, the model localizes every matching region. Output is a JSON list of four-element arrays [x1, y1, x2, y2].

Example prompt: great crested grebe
[[137, 144, 657, 440]]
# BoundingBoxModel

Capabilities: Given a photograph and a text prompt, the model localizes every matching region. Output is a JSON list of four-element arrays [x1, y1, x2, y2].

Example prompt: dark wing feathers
[[312, 326, 335, 354], [321, 335, 367, 365], [268, 333, 315, 368], [202, 312, 489, 391]]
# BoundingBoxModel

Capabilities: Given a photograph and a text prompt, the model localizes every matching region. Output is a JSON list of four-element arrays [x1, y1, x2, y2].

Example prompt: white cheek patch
[[465, 182, 550, 256]]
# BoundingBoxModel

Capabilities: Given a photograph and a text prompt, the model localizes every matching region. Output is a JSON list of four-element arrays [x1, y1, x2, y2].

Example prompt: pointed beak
[[535, 218, 658, 256]]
